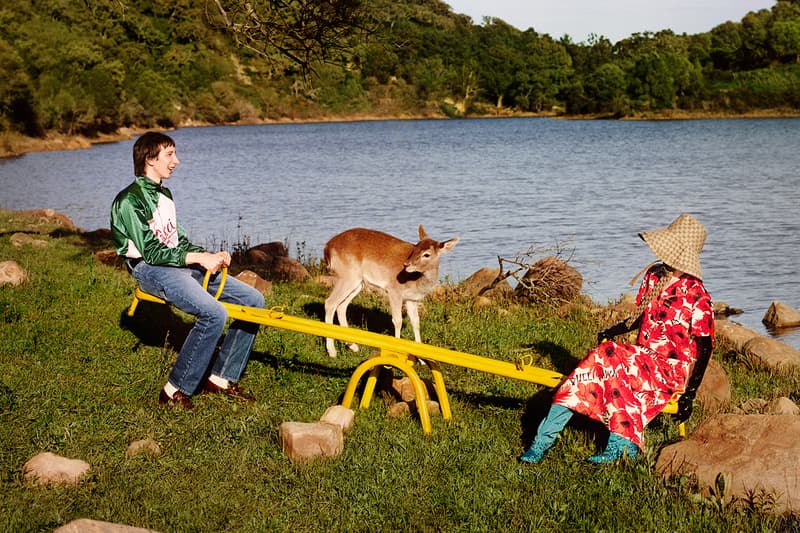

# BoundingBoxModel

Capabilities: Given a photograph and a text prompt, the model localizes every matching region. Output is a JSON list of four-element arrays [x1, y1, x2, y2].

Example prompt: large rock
[[93, 249, 124, 268], [459, 267, 513, 298], [714, 301, 743, 317], [763, 301, 800, 328], [743, 336, 800, 372], [238, 241, 309, 282], [17, 208, 80, 232], [279, 421, 344, 462], [23, 452, 90, 486], [243, 242, 287, 267], [249, 241, 289, 259], [271, 256, 310, 281], [715, 319, 800, 372], [515, 256, 582, 304], [696, 358, 731, 414], [245, 249, 270, 265], [656, 414, 800, 514], [714, 319, 760, 352]]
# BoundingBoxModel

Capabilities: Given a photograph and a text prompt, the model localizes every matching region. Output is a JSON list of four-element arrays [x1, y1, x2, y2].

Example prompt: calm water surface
[[1, 117, 798, 349]]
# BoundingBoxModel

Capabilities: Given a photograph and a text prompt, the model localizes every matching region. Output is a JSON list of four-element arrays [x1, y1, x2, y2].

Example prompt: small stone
[[392, 377, 417, 402], [234, 270, 273, 295], [10, 232, 48, 247], [23, 452, 90, 486], [125, 439, 162, 459], [0, 260, 27, 286], [424, 400, 441, 417], [387, 402, 411, 418], [767, 397, 800, 416], [320, 405, 355, 432], [54, 518, 159, 532]]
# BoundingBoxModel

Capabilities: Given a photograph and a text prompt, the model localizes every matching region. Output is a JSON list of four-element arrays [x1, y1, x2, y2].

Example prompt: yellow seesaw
[[126, 268, 685, 436]]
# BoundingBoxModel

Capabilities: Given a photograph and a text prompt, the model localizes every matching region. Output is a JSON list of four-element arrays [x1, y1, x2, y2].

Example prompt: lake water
[[1, 117, 799, 349]]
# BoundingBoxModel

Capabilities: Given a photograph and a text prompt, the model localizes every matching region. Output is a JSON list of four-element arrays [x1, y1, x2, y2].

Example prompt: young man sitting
[[111, 131, 265, 409]]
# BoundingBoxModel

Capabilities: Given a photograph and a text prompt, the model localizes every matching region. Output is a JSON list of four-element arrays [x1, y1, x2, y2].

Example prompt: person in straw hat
[[520, 213, 714, 464]]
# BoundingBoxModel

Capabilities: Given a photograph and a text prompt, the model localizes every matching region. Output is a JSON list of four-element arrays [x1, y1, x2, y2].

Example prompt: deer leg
[[336, 284, 362, 353], [405, 300, 421, 343], [388, 294, 405, 339], [324, 279, 362, 357]]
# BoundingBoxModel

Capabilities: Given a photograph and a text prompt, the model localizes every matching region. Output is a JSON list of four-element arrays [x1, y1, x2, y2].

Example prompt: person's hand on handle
[[186, 251, 229, 274]]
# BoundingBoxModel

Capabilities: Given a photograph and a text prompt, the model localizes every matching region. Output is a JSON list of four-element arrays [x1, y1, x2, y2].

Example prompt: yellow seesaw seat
[[127, 268, 225, 317]]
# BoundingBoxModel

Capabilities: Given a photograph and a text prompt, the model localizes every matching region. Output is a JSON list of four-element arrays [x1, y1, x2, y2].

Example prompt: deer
[[323, 225, 459, 357]]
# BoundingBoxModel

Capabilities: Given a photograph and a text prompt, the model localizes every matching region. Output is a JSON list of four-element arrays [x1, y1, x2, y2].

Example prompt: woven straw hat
[[639, 213, 707, 280]]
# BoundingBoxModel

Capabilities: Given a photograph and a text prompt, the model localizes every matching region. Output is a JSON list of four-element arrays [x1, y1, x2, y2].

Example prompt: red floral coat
[[552, 268, 714, 449]]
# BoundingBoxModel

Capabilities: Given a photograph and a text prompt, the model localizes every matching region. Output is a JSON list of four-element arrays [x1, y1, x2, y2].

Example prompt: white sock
[[163, 382, 179, 398], [208, 374, 230, 389]]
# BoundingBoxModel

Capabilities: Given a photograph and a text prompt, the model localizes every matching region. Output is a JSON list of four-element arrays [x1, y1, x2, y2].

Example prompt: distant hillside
[[1, 0, 799, 142]]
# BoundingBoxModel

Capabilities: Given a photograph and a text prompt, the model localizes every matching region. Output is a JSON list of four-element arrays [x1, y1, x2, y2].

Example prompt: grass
[[1, 209, 798, 532]]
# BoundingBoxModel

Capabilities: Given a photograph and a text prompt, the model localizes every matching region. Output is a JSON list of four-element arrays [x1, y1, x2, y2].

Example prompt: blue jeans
[[132, 263, 265, 395]]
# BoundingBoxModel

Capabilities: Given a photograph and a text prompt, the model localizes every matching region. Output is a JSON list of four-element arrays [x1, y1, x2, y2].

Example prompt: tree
[[0, 38, 39, 135], [739, 9, 772, 69], [771, 19, 800, 62], [474, 19, 524, 109], [207, 0, 371, 79], [584, 62, 628, 114], [511, 32, 571, 112], [628, 52, 675, 109], [710, 21, 743, 70]]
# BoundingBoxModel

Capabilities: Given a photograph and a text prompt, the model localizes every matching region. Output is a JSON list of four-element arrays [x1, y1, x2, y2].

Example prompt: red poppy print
[[608, 410, 641, 442], [605, 376, 638, 409], [572, 382, 606, 418], [552, 266, 713, 447]]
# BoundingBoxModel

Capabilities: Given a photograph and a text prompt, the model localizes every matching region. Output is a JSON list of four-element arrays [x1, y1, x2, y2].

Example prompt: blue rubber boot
[[587, 432, 640, 463], [519, 404, 573, 464]]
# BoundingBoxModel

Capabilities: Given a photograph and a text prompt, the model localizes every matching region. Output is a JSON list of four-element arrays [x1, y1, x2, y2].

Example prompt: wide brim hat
[[639, 213, 706, 280]]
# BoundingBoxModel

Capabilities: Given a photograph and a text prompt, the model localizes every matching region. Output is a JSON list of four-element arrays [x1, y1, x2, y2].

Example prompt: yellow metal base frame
[[127, 270, 684, 436], [341, 351, 452, 433]]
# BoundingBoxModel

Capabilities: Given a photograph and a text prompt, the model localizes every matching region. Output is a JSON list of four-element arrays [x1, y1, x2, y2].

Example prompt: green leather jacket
[[110, 176, 204, 266]]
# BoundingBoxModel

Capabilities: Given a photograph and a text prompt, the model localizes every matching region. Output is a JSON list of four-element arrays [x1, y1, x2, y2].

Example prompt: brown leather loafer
[[202, 380, 255, 403], [159, 389, 194, 410]]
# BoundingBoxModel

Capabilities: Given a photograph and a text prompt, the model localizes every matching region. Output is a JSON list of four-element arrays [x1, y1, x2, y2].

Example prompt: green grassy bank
[[0, 209, 795, 532]]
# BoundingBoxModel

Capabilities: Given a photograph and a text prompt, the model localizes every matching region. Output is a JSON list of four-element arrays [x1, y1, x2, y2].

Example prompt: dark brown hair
[[133, 131, 175, 176]]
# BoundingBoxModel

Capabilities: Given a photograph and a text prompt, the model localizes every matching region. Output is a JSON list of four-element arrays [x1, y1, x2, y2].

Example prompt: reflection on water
[[765, 324, 800, 342], [1, 117, 799, 349]]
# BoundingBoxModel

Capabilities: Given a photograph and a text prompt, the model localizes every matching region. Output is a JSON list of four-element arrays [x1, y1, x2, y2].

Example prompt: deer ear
[[418, 224, 428, 240], [440, 237, 459, 252]]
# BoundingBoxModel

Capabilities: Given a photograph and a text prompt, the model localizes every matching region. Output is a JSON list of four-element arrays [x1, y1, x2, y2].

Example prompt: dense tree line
[[2, 0, 800, 138]]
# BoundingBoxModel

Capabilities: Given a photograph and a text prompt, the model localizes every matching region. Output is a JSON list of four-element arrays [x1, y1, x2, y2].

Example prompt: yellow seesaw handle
[[202, 266, 227, 300]]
